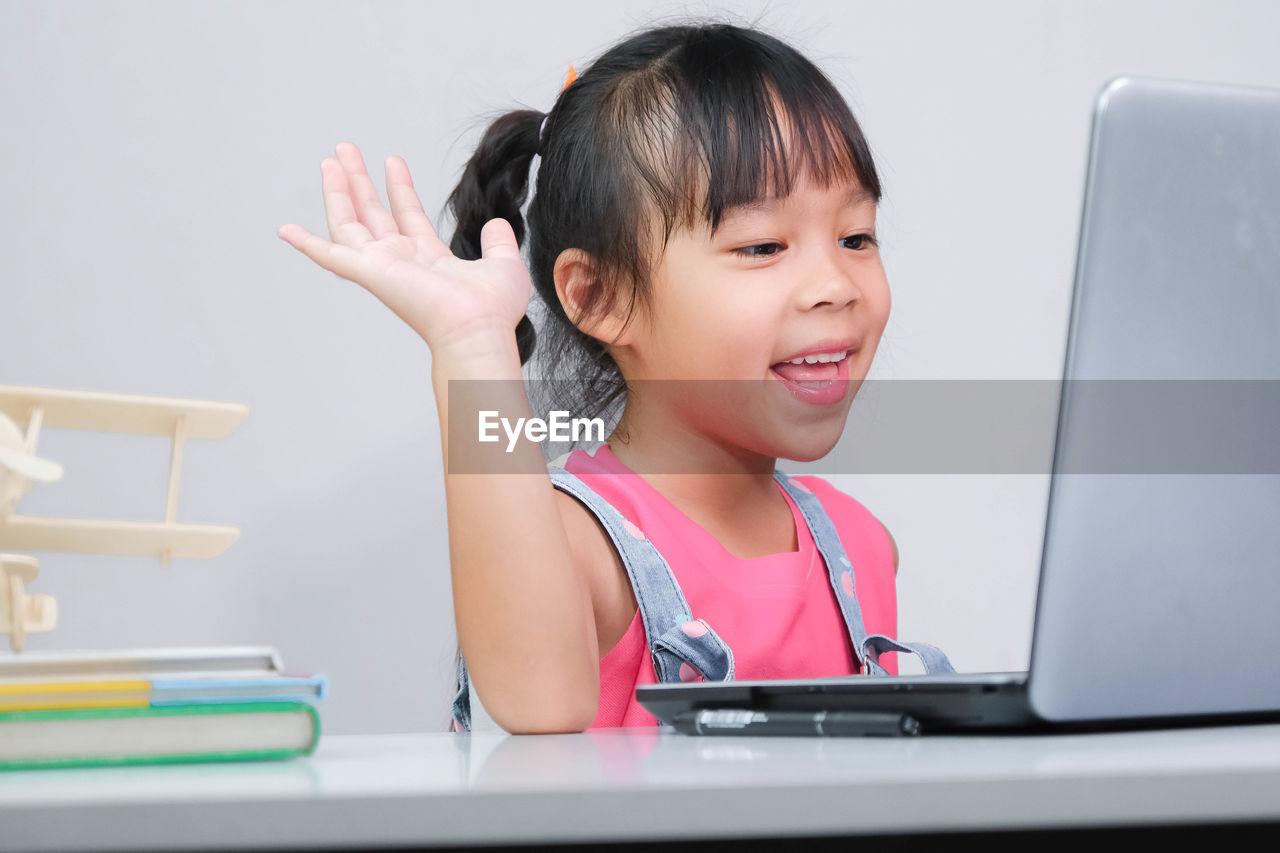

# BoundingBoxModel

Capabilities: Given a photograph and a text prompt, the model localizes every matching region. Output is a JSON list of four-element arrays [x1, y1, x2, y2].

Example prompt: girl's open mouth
[[768, 349, 853, 406]]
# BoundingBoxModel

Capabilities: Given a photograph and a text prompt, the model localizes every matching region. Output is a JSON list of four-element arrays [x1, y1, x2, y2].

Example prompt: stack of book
[[0, 646, 327, 771]]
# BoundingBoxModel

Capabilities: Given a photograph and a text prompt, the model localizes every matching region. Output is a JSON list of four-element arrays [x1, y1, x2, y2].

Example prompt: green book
[[0, 701, 320, 771]]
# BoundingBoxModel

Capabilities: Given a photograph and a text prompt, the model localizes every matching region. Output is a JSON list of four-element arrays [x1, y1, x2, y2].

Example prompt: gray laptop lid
[[1029, 76, 1280, 722]]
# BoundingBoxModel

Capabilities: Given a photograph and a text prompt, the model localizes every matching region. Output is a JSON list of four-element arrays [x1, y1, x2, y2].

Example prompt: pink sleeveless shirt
[[560, 445, 899, 730]]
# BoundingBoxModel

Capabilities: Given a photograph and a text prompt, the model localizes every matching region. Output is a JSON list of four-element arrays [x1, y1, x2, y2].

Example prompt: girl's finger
[[278, 223, 378, 293], [334, 142, 401, 241], [322, 158, 374, 248], [385, 155, 452, 261], [479, 217, 522, 262]]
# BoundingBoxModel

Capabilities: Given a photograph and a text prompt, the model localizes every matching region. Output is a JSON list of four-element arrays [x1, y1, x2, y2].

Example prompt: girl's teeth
[[787, 351, 847, 365]]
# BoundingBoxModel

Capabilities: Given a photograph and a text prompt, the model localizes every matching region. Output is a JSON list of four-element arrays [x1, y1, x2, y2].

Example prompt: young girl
[[278, 20, 953, 734]]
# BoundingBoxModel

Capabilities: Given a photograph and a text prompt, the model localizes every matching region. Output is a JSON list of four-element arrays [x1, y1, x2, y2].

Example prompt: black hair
[[443, 18, 882, 732], [443, 18, 882, 428]]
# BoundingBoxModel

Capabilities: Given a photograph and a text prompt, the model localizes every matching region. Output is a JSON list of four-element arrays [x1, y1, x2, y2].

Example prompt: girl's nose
[[795, 248, 862, 311]]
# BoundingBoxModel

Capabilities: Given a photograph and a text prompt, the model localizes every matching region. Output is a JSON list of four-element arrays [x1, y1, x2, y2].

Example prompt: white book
[[0, 646, 284, 683]]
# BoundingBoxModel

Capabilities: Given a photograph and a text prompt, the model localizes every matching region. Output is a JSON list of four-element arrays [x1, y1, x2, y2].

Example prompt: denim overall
[[451, 465, 955, 732]]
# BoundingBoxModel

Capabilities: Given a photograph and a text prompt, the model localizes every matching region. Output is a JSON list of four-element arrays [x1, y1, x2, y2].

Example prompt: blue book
[[149, 674, 328, 706]]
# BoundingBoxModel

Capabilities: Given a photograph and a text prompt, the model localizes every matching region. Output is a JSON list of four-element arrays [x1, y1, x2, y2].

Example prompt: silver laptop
[[637, 75, 1280, 733]]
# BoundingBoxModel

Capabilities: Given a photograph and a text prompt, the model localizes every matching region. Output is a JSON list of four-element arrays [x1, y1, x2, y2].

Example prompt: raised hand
[[277, 142, 531, 353]]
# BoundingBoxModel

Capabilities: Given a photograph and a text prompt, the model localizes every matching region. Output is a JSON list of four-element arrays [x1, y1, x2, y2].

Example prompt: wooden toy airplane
[[0, 385, 248, 651]]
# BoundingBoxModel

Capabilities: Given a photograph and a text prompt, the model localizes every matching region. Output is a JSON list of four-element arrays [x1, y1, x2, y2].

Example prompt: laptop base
[[637, 674, 1280, 734]]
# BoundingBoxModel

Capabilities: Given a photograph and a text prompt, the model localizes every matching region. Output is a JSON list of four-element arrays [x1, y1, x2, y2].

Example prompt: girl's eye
[[732, 233, 879, 259], [842, 233, 879, 251], [733, 242, 783, 258]]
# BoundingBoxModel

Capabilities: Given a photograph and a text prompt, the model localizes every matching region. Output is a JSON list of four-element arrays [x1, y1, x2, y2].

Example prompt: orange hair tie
[[539, 63, 578, 145]]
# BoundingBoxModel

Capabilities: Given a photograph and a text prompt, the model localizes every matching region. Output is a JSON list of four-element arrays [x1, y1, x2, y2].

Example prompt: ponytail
[[444, 109, 544, 365]]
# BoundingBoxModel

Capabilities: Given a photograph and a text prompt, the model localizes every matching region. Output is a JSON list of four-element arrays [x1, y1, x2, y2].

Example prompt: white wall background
[[2, 0, 1277, 734]]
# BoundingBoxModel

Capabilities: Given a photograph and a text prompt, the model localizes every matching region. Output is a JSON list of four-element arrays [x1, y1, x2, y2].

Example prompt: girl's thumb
[[479, 218, 521, 262]]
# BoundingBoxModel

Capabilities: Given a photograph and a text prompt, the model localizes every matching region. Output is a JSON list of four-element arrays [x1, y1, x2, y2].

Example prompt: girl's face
[[617, 169, 890, 464]]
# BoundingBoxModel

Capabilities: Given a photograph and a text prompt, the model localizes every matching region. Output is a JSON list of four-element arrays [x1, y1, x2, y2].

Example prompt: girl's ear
[[553, 248, 636, 347]]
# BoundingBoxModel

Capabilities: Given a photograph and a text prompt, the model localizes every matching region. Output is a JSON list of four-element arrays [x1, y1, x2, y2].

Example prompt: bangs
[[612, 27, 882, 252]]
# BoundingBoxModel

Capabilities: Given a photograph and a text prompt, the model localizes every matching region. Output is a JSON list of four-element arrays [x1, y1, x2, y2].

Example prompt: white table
[[3, 724, 1279, 850]]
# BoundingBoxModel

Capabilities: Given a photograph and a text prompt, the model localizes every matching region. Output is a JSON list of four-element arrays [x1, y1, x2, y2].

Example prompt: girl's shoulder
[[786, 473, 897, 572], [549, 445, 650, 521], [551, 451, 894, 568]]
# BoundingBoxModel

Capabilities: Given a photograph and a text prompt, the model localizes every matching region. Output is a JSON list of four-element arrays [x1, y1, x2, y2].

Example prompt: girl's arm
[[279, 143, 600, 733], [431, 327, 602, 733]]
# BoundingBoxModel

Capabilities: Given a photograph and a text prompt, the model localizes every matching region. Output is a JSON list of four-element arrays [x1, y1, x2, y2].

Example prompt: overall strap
[[773, 470, 957, 676], [545, 465, 735, 684]]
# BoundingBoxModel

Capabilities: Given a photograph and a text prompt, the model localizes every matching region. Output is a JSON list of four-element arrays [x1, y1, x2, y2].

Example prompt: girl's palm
[[278, 142, 531, 350]]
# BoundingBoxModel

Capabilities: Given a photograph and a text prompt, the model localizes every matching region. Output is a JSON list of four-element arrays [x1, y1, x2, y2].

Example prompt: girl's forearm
[[431, 331, 600, 733]]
